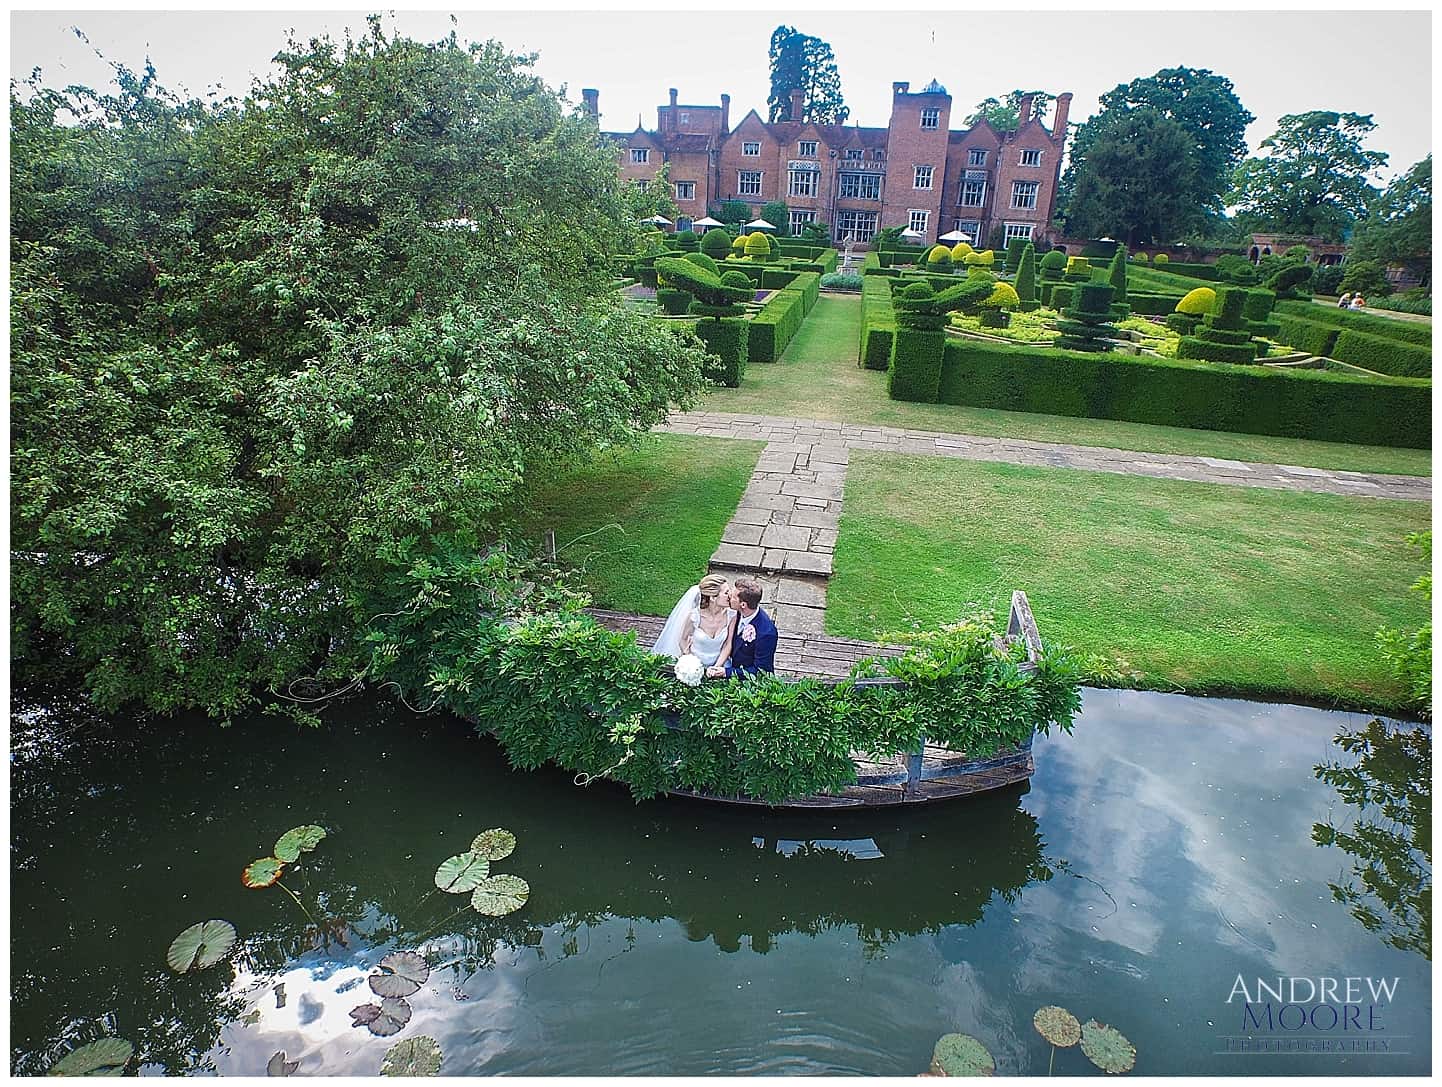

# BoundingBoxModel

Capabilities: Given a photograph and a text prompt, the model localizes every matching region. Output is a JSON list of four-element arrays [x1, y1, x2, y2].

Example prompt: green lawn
[[708, 294, 1431, 477], [503, 432, 763, 615], [829, 452, 1431, 712]]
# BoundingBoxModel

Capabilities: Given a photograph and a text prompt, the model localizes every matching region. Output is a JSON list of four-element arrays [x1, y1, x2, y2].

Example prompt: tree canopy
[[1062, 67, 1253, 232], [1228, 111, 1388, 241], [767, 25, 849, 124], [11, 19, 707, 719], [1349, 155, 1431, 287], [965, 90, 1054, 132], [1061, 110, 1198, 246]]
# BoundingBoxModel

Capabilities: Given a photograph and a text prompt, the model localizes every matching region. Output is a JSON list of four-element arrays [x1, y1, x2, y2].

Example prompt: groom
[[723, 577, 777, 678]]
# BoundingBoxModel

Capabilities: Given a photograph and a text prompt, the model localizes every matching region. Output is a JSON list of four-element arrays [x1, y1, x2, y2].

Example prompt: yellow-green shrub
[[950, 241, 974, 262], [1176, 287, 1217, 315]]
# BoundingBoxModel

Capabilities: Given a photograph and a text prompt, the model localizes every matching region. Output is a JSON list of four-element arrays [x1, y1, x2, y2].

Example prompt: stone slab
[[738, 493, 797, 511], [730, 506, 774, 526], [781, 480, 845, 501], [721, 523, 765, 546], [760, 524, 813, 550], [710, 543, 765, 569], [775, 577, 828, 608], [811, 528, 839, 549], [783, 551, 834, 576], [788, 508, 840, 529], [771, 602, 826, 634]]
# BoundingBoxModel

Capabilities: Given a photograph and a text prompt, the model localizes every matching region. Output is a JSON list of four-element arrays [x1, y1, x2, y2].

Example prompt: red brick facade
[[589, 79, 1072, 246]]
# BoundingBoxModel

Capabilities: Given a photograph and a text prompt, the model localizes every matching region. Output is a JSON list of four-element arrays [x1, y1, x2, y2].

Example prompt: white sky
[[8, 6, 1434, 184]]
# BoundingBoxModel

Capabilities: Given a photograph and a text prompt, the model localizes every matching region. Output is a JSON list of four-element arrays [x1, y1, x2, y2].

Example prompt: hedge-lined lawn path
[[662, 411, 1430, 502], [708, 294, 1431, 477]]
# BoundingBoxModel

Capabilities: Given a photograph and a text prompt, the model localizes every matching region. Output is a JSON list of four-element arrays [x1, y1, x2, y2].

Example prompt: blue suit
[[726, 608, 777, 677]]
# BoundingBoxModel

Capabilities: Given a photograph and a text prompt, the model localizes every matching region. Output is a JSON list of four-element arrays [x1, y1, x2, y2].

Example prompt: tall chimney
[[1052, 92, 1073, 143], [669, 87, 678, 107], [581, 88, 598, 120], [789, 86, 805, 122], [892, 81, 909, 97], [720, 93, 730, 134], [1018, 94, 1034, 126]]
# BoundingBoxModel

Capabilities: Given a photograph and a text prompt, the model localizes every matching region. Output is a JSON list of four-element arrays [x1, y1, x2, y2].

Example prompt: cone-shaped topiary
[[1106, 245, 1130, 319], [1040, 249, 1068, 281], [1055, 281, 1118, 351], [1015, 243, 1038, 311], [1005, 236, 1030, 274]]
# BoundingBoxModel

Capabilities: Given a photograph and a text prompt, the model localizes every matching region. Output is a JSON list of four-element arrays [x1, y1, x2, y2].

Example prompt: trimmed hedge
[[1331, 329, 1432, 379], [656, 287, 693, 315], [1273, 313, 1340, 357], [748, 272, 820, 362], [693, 317, 748, 387], [1274, 300, 1433, 347], [1156, 262, 1219, 281], [888, 328, 946, 402], [860, 273, 897, 370], [1127, 291, 1180, 316], [933, 339, 1430, 448]]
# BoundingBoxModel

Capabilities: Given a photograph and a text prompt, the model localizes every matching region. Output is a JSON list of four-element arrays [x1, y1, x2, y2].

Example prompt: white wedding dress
[[653, 587, 735, 667]]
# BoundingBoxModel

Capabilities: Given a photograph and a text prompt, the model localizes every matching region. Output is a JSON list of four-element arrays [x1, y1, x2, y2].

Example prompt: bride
[[653, 573, 737, 673]]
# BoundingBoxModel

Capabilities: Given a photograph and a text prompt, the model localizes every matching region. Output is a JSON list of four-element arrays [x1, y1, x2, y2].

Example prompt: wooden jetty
[[589, 590, 1044, 810]]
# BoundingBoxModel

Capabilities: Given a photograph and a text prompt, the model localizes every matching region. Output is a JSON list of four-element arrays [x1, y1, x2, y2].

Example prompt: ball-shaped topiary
[[900, 281, 935, 299], [1154, 253, 1169, 264], [721, 270, 753, 289], [950, 241, 974, 262], [701, 229, 734, 258], [730, 234, 748, 254], [1176, 286, 1216, 315], [1133, 252, 1149, 262], [926, 245, 952, 269], [675, 231, 699, 252], [984, 282, 1020, 309], [1040, 250, 1068, 280], [744, 231, 773, 259]]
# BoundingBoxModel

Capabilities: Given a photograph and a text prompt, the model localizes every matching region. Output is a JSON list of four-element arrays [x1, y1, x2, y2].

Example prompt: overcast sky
[[10, 7, 1433, 184]]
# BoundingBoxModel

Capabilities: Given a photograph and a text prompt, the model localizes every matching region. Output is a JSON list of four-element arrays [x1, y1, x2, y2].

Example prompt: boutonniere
[[741, 624, 757, 643]]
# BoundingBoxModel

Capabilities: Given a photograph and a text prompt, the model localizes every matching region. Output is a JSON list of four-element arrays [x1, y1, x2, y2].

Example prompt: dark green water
[[10, 688, 1430, 1076]]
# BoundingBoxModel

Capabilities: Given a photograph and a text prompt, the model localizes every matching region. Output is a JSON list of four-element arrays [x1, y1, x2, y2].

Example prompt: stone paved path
[[682, 409, 1430, 637]]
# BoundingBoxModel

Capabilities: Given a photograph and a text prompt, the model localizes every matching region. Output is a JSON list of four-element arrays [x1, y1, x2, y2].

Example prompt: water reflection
[[1312, 718, 1432, 960]]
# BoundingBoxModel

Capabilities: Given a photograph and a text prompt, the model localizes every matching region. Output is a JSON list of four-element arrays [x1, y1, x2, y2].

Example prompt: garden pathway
[[675, 410, 1429, 636]]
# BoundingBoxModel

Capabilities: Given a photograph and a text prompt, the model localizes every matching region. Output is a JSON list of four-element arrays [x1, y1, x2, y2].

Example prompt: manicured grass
[[503, 433, 763, 615], [708, 295, 1431, 476], [829, 452, 1431, 712]]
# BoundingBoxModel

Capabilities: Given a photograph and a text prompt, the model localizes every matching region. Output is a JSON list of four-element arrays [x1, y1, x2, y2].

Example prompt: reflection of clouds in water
[[1024, 688, 1392, 977]]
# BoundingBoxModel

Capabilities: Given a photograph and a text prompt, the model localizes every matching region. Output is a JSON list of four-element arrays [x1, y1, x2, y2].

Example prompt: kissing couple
[[652, 573, 777, 679]]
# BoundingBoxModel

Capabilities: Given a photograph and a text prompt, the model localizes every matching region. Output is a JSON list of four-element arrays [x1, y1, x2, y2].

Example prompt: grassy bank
[[707, 295, 1431, 477], [829, 452, 1431, 712], [503, 433, 763, 615]]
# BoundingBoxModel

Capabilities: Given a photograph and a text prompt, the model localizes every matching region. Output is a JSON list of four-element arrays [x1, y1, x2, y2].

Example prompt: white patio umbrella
[[691, 216, 725, 232], [938, 229, 972, 243], [641, 214, 673, 226], [744, 218, 777, 232], [899, 228, 925, 242]]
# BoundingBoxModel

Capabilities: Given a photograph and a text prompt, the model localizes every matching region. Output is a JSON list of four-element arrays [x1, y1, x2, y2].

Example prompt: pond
[[10, 687, 1430, 1076]]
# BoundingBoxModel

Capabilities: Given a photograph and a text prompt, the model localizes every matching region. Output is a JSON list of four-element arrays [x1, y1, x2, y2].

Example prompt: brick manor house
[[586, 79, 1073, 247]]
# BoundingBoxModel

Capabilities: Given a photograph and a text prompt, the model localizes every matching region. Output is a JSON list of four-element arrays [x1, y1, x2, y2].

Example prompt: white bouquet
[[674, 653, 705, 687]]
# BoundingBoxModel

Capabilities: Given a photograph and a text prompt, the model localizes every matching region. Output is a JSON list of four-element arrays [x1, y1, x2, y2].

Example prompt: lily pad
[[166, 919, 237, 973], [266, 1051, 300, 1077], [931, 1033, 995, 1076], [1033, 1005, 1081, 1048], [369, 951, 430, 998], [274, 825, 327, 863], [433, 851, 489, 893], [470, 828, 516, 861], [470, 874, 529, 916], [46, 1038, 134, 1076], [381, 1035, 442, 1076], [350, 996, 413, 1038], [1080, 1020, 1136, 1074], [243, 857, 284, 889]]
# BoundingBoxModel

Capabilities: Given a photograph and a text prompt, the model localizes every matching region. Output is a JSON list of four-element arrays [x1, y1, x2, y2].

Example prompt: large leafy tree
[[1350, 155, 1431, 288], [767, 25, 849, 124], [965, 90, 1054, 132], [1062, 67, 1253, 228], [11, 20, 707, 719], [1061, 110, 1198, 246], [1229, 112, 1387, 241]]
